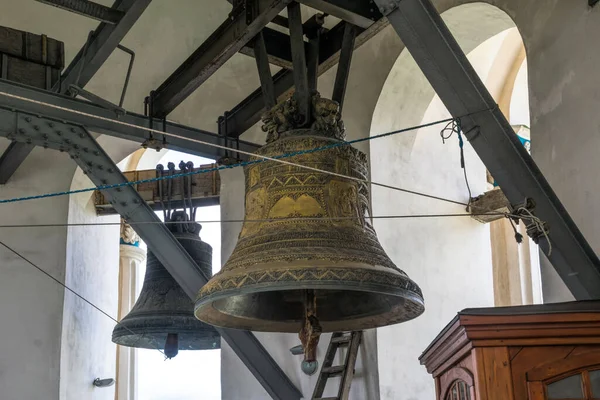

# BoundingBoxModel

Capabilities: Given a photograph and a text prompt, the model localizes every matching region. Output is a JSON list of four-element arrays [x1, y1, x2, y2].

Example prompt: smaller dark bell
[[112, 224, 220, 352]]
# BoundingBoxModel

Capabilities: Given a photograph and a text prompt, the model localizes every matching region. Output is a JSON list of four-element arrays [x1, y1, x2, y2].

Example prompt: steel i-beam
[[151, 0, 291, 118], [35, 0, 125, 24], [374, 0, 600, 299], [0, 80, 260, 160], [0, 111, 301, 400]]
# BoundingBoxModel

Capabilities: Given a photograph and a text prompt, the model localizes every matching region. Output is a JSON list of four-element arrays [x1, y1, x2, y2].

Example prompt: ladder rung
[[322, 365, 345, 376], [331, 335, 352, 344]]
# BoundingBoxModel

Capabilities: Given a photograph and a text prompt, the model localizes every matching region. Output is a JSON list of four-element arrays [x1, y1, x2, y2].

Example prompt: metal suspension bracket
[[510, 198, 551, 246], [141, 91, 164, 152], [288, 1, 311, 126], [229, 0, 247, 20], [306, 14, 326, 94], [216, 111, 240, 165]]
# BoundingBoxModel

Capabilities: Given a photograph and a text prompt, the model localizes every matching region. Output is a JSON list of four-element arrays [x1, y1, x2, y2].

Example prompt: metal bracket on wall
[[0, 112, 302, 400], [374, 0, 600, 299]]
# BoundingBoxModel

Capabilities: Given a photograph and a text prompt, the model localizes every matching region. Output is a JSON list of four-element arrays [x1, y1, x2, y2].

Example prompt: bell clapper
[[164, 333, 179, 359], [299, 289, 321, 375]]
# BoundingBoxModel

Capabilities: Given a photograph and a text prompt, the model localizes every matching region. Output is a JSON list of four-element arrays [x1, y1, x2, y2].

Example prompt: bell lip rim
[[193, 281, 425, 333], [111, 334, 222, 351]]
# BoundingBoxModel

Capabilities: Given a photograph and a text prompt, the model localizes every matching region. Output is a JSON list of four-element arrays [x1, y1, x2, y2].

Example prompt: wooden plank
[[93, 163, 221, 214], [471, 348, 487, 400], [467, 325, 600, 340], [431, 343, 473, 379], [527, 381, 545, 400], [508, 346, 523, 361], [420, 318, 467, 373], [527, 348, 600, 381], [480, 347, 515, 400], [338, 331, 361, 400], [460, 313, 600, 326], [0, 26, 64, 68], [473, 337, 600, 347], [510, 346, 574, 399]]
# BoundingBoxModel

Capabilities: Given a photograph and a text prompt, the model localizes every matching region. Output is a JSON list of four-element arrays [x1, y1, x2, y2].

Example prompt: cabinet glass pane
[[546, 374, 583, 399], [591, 369, 600, 396], [445, 381, 471, 400]]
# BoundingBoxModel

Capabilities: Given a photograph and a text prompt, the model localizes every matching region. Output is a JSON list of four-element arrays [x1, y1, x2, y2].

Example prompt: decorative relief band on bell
[[197, 266, 423, 300]]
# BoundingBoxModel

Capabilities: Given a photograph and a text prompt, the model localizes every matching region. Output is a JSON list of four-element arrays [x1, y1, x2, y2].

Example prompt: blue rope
[[0, 115, 461, 205]]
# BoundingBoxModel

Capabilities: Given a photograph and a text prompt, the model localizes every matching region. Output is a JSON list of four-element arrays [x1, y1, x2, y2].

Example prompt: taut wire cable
[[0, 89, 491, 206], [0, 239, 167, 356]]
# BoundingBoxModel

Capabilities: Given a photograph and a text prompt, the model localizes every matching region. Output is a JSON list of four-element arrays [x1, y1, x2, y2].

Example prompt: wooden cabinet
[[420, 301, 600, 400]]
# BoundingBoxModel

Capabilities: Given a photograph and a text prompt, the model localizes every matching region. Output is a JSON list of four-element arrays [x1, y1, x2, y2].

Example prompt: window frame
[[439, 367, 475, 400], [543, 366, 600, 400]]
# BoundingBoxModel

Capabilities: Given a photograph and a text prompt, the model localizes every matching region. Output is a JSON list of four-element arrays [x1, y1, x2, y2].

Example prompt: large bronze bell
[[113, 211, 220, 358], [195, 95, 424, 341]]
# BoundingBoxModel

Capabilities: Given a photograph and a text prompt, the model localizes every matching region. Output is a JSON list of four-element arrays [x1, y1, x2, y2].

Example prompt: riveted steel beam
[[0, 80, 260, 160], [374, 0, 600, 299], [0, 112, 301, 400]]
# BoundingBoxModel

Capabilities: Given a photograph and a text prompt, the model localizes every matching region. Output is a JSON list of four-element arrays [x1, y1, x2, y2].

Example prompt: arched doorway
[[368, 3, 535, 398]]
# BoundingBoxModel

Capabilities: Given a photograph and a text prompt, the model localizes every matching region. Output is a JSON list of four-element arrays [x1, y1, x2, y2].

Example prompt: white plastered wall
[[0, 0, 598, 399], [371, 21, 513, 400]]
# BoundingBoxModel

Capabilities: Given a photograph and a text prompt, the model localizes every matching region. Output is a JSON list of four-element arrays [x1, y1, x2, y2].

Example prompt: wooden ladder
[[311, 331, 362, 400]]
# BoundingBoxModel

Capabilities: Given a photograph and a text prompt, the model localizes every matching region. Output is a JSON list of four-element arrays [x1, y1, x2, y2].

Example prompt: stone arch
[[370, 3, 516, 155]]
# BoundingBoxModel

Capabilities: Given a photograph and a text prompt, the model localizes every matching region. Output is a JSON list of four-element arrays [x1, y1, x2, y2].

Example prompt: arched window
[[115, 149, 221, 400], [545, 368, 600, 399], [445, 380, 472, 400]]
